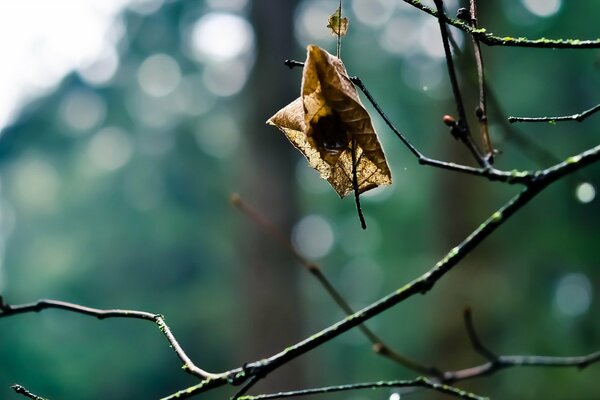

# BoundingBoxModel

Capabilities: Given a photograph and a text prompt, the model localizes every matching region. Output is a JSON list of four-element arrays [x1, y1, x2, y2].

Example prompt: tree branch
[[236, 377, 488, 400], [11, 385, 47, 400], [433, 0, 488, 168], [439, 308, 600, 383], [401, 0, 600, 49], [508, 103, 600, 123], [230, 193, 440, 377], [466, 2, 493, 161], [0, 298, 222, 381]]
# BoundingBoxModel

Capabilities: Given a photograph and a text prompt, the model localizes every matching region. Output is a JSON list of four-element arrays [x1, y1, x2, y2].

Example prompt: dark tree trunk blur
[[236, 0, 305, 393]]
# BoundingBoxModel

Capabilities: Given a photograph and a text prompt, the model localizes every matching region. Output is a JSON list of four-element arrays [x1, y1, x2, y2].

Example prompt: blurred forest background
[[0, 0, 598, 399]]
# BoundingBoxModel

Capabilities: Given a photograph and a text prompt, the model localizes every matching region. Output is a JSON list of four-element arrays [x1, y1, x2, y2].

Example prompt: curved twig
[[0, 298, 222, 381]]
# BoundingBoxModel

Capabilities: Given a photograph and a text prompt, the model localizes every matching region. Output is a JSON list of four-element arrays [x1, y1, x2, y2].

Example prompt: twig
[[351, 136, 367, 229], [434, 0, 488, 168], [401, 0, 600, 49], [11, 385, 47, 400], [466, 2, 493, 161], [336, 0, 342, 58], [440, 309, 600, 383], [508, 103, 600, 123], [236, 377, 488, 400], [231, 375, 263, 400], [230, 194, 439, 376], [463, 308, 497, 361], [0, 298, 222, 380]]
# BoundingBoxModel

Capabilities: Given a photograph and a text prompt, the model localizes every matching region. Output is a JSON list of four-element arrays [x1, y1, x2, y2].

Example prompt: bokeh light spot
[[206, 0, 249, 12], [195, 114, 241, 158], [292, 215, 334, 259], [554, 273, 592, 317], [60, 89, 107, 133], [78, 46, 120, 86], [137, 54, 182, 97], [351, 0, 395, 28], [379, 16, 420, 55], [202, 60, 248, 97], [128, 0, 164, 15], [11, 157, 60, 211], [522, 0, 561, 17], [575, 182, 595, 203], [88, 127, 133, 171], [190, 13, 254, 62], [294, 1, 334, 43]]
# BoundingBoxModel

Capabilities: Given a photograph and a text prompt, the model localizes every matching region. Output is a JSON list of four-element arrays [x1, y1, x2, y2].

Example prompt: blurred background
[[0, 0, 598, 399]]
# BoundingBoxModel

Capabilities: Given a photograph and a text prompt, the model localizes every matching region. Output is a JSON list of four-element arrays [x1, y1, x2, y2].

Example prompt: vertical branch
[[433, 0, 488, 168], [468, 1, 494, 161], [351, 136, 367, 229], [336, 0, 342, 58]]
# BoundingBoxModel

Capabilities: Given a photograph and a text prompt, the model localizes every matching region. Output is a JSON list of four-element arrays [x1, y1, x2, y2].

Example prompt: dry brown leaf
[[267, 45, 392, 198]]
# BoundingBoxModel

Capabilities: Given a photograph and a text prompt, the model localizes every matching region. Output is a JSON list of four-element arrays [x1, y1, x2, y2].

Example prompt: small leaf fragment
[[327, 7, 348, 37]]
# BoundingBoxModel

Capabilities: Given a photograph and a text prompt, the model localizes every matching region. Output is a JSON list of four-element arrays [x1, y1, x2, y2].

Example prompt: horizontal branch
[[402, 0, 600, 49], [441, 308, 600, 383], [444, 351, 600, 383], [508, 103, 600, 123], [0, 298, 222, 381], [237, 377, 487, 400]]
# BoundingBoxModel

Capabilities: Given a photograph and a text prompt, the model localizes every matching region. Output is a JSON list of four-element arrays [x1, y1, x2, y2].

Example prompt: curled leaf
[[327, 7, 348, 37], [267, 45, 392, 198]]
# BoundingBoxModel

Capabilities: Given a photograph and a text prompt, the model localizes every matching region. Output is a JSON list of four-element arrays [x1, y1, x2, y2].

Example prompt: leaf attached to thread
[[267, 45, 392, 198], [327, 6, 348, 37]]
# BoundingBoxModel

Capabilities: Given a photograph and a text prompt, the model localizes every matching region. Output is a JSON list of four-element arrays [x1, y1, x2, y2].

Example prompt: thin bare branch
[[433, 0, 488, 168], [463, 308, 497, 361], [508, 103, 600, 123], [439, 308, 600, 383], [230, 193, 439, 377], [237, 377, 488, 400], [12, 385, 47, 400], [465, 1, 493, 161], [443, 351, 600, 383], [0, 298, 222, 380], [401, 0, 600, 49]]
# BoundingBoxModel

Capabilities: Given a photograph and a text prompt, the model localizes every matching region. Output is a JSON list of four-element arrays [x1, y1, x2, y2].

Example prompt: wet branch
[[237, 377, 487, 400], [12, 385, 47, 400], [402, 0, 600, 49], [509, 103, 600, 123], [434, 0, 488, 168], [440, 308, 600, 383], [0, 298, 223, 381], [466, 1, 493, 160]]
